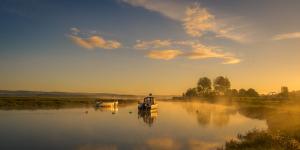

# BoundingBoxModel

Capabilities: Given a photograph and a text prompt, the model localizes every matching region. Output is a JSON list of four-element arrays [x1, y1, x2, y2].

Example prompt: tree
[[280, 86, 289, 97], [197, 77, 212, 96], [184, 88, 198, 97], [213, 76, 231, 95], [246, 88, 259, 97], [230, 89, 239, 97], [238, 89, 247, 97]]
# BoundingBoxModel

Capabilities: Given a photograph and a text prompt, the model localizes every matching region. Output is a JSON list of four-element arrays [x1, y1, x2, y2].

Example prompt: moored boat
[[138, 93, 158, 110], [96, 100, 118, 107]]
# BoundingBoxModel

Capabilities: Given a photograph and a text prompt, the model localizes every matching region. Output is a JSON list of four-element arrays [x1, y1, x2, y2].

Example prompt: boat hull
[[138, 103, 158, 110], [96, 101, 118, 107]]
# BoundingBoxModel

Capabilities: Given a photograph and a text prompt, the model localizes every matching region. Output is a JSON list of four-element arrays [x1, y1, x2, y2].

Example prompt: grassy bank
[[0, 96, 138, 110], [218, 129, 300, 150]]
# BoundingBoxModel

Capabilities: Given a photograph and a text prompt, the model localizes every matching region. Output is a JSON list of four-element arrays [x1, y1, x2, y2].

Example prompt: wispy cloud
[[216, 26, 248, 43], [121, 1, 249, 43], [272, 32, 300, 40], [134, 40, 172, 49], [188, 52, 241, 64], [68, 28, 121, 50], [185, 42, 241, 64], [183, 4, 215, 37], [120, 0, 187, 20], [140, 39, 241, 64], [70, 27, 80, 35], [69, 35, 94, 49], [222, 56, 241, 64], [183, 5, 249, 43], [147, 50, 183, 60], [121, 1, 246, 63]]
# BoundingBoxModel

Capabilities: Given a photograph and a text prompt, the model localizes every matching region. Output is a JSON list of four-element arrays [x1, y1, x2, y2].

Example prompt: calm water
[[0, 100, 299, 150]]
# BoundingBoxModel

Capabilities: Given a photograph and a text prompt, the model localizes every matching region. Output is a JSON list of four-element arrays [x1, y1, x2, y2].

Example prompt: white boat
[[138, 94, 158, 110], [96, 101, 118, 107]]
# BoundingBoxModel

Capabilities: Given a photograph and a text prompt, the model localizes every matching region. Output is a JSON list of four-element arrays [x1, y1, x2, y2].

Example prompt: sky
[[1, 0, 300, 95]]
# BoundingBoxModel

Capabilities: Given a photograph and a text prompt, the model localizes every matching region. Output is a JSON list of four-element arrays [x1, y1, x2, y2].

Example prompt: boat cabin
[[143, 96, 155, 105]]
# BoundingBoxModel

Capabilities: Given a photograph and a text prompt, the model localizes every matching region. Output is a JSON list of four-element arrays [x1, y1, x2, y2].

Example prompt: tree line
[[183, 76, 260, 98]]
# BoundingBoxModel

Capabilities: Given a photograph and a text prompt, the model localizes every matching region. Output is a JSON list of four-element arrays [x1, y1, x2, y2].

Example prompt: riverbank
[[0, 96, 138, 110]]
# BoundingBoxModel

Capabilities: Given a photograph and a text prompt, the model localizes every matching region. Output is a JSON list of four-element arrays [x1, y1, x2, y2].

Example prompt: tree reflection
[[212, 112, 230, 127], [196, 110, 211, 126], [182, 102, 236, 127]]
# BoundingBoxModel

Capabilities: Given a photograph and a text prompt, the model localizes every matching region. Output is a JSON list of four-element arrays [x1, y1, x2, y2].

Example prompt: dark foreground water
[[0, 100, 299, 150]]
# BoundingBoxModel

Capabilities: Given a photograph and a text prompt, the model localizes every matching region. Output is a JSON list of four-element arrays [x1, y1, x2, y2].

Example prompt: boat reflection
[[95, 106, 118, 114], [138, 109, 158, 127]]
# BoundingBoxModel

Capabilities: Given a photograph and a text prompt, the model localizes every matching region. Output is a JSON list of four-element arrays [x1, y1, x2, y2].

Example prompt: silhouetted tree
[[280, 86, 289, 97], [213, 76, 231, 95], [239, 89, 247, 97], [246, 88, 259, 97], [197, 77, 212, 97], [230, 89, 239, 97], [184, 88, 198, 97]]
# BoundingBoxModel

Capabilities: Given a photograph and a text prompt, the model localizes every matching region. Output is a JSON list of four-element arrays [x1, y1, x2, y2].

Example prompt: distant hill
[[0, 90, 175, 100]]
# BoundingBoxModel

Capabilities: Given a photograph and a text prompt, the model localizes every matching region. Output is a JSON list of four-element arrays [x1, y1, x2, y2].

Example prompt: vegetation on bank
[[0, 97, 137, 110], [182, 76, 290, 100], [218, 129, 300, 150]]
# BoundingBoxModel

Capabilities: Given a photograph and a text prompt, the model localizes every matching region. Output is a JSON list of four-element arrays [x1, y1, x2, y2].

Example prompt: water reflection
[[77, 144, 117, 150], [75, 137, 220, 150], [133, 137, 220, 150], [143, 137, 181, 150], [95, 106, 118, 114], [138, 110, 158, 127], [182, 102, 236, 127], [1, 99, 299, 150]]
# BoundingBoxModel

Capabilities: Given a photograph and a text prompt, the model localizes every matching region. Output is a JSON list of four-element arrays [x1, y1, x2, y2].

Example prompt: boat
[[96, 100, 118, 108], [138, 94, 158, 110]]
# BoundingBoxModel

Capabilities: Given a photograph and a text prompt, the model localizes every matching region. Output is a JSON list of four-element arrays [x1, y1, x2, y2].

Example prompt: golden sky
[[1, 0, 300, 95]]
